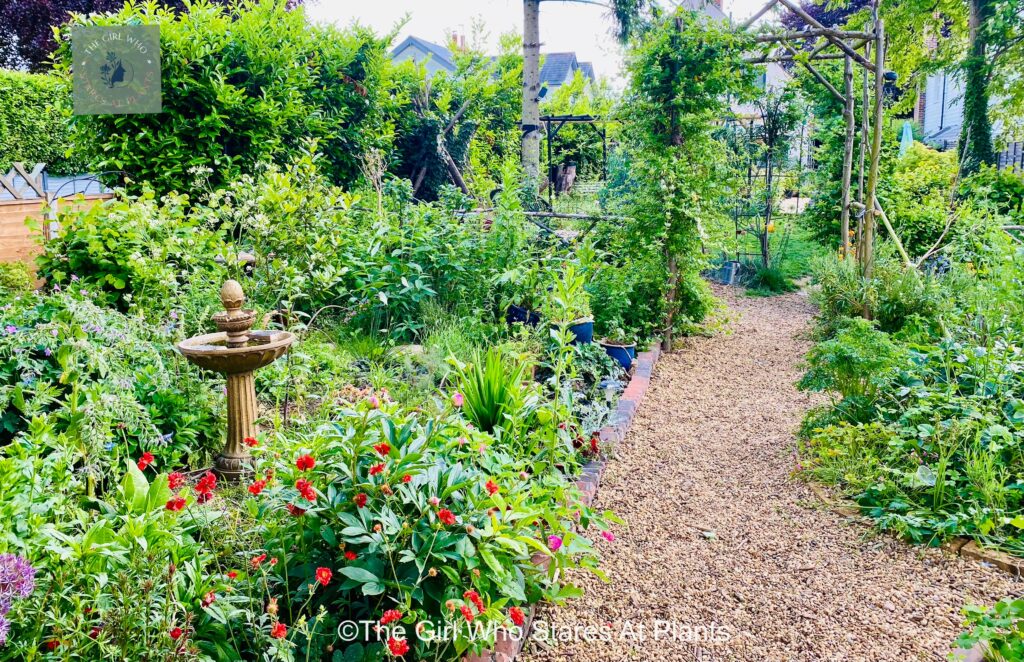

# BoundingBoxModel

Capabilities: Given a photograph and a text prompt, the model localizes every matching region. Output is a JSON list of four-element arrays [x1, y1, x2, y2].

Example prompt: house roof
[[390, 35, 456, 72], [540, 52, 578, 87], [539, 52, 597, 89]]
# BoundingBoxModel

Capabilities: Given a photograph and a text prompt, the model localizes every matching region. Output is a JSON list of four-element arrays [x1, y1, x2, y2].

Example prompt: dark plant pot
[[599, 341, 636, 371], [506, 304, 541, 327], [567, 318, 594, 345]]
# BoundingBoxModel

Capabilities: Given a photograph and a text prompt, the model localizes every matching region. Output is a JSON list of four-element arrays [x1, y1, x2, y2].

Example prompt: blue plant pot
[[506, 304, 541, 327], [567, 318, 594, 345], [600, 341, 635, 370]]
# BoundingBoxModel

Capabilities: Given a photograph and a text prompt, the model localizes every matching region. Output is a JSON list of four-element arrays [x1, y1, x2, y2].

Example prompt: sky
[[307, 0, 771, 85]]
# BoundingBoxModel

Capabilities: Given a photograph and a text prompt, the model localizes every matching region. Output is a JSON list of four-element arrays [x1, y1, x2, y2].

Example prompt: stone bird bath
[[177, 280, 294, 481]]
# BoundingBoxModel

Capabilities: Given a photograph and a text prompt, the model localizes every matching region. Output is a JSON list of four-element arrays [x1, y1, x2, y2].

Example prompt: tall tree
[[520, 0, 646, 187], [958, 0, 996, 174]]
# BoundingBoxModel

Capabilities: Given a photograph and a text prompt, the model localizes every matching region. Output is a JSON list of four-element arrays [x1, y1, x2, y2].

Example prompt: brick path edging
[[464, 343, 663, 662]]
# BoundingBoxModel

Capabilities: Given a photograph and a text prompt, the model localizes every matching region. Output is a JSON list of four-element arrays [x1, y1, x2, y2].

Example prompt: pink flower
[[451, 392, 464, 408], [547, 535, 563, 552], [601, 531, 615, 542], [367, 395, 380, 409]]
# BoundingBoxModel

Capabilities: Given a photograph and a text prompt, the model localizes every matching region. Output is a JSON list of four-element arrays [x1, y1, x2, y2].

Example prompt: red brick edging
[[465, 343, 663, 662]]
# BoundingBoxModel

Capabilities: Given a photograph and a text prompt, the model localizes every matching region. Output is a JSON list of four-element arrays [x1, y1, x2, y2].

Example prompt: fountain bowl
[[177, 331, 294, 374]]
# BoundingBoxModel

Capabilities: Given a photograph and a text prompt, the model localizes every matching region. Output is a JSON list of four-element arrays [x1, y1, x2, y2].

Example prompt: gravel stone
[[522, 286, 1022, 662]]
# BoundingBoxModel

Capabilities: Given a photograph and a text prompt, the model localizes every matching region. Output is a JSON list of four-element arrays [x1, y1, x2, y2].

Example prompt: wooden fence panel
[[0, 194, 111, 265]]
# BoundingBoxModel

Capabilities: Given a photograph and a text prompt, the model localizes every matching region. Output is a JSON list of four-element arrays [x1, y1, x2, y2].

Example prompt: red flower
[[45, 640, 60, 650], [437, 509, 456, 526], [169, 627, 183, 641], [402, 474, 412, 483], [287, 503, 307, 517], [201, 591, 216, 607], [354, 493, 368, 508], [227, 571, 238, 580], [195, 471, 217, 496], [315, 567, 332, 586], [243, 436, 258, 447], [251, 553, 267, 569], [463, 590, 484, 613], [510, 606, 525, 627], [373, 442, 391, 456], [369, 463, 385, 476], [165, 497, 186, 512], [344, 550, 358, 561], [485, 479, 499, 496], [270, 557, 278, 566], [196, 491, 213, 504], [387, 637, 410, 657], [380, 609, 402, 625], [88, 626, 102, 639], [295, 478, 316, 502], [459, 605, 475, 622], [270, 622, 287, 639], [137, 451, 155, 471], [248, 479, 267, 496], [295, 454, 316, 471], [168, 472, 185, 490]]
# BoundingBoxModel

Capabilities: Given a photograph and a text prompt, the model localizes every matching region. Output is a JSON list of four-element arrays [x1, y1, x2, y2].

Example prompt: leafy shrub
[[0, 289, 223, 480], [878, 143, 958, 257], [961, 165, 1024, 223], [36, 189, 230, 317], [810, 254, 947, 335], [798, 317, 903, 423], [742, 261, 796, 295], [0, 263, 34, 295], [0, 70, 84, 175], [245, 399, 614, 659], [52, 0, 393, 195]]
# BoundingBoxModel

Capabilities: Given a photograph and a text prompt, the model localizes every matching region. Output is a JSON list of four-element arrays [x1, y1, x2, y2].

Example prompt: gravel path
[[523, 285, 1020, 662]]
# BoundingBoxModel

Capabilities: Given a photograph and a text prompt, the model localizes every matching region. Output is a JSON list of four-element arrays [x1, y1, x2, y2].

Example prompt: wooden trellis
[[741, 0, 898, 277]]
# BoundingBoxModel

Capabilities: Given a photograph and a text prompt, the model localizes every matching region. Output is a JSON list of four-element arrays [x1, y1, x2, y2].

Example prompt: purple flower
[[70, 274, 79, 282], [452, 392, 464, 408], [0, 614, 8, 646], [0, 554, 36, 600], [547, 535, 563, 552], [44, 348, 51, 358], [50, 329, 58, 337], [169, 310, 179, 321], [52, 284, 61, 292], [3, 326, 15, 335], [0, 595, 10, 616]]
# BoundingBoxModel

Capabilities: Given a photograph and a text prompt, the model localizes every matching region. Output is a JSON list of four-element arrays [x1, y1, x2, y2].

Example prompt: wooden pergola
[[741, 0, 905, 277]]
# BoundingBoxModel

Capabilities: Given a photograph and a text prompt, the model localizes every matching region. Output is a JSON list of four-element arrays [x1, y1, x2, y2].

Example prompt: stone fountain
[[177, 280, 294, 481]]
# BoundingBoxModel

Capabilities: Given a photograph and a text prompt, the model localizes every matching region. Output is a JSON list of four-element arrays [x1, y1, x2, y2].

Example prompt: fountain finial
[[220, 279, 246, 314], [212, 279, 256, 348]]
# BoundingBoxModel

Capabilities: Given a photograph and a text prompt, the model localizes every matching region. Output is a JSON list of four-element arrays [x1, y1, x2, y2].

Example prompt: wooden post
[[861, 19, 885, 281], [840, 56, 855, 259]]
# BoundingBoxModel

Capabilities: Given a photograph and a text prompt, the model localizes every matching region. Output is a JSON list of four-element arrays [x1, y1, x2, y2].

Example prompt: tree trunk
[[958, 0, 995, 176], [522, 0, 542, 185]]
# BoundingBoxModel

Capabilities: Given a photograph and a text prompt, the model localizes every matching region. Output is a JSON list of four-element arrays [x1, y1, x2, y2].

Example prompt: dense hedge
[[0, 70, 84, 175], [51, 0, 394, 195]]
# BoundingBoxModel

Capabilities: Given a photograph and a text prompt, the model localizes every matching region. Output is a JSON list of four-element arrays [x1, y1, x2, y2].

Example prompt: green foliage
[[878, 143, 958, 257], [810, 254, 948, 335], [0, 70, 84, 175], [36, 187, 230, 317], [452, 348, 530, 435], [0, 289, 223, 487], [609, 10, 754, 340], [800, 237, 1024, 552], [52, 0, 393, 195], [962, 165, 1024, 224], [245, 399, 614, 659], [799, 317, 903, 422], [0, 263, 34, 295], [957, 597, 1024, 661]]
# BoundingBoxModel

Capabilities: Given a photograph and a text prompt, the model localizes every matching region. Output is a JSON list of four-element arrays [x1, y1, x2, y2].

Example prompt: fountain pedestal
[[177, 280, 294, 481]]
